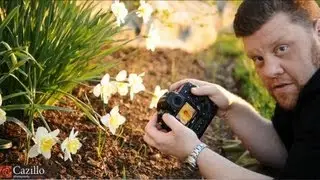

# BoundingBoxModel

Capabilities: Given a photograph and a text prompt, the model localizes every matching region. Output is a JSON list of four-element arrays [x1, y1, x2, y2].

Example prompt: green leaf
[[0, 6, 20, 40], [0, 139, 12, 149], [33, 104, 73, 112], [6, 116, 32, 136], [2, 92, 28, 101]]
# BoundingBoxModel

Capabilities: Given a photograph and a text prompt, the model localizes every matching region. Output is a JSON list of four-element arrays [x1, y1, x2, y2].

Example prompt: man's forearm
[[222, 96, 287, 167], [197, 148, 272, 179]]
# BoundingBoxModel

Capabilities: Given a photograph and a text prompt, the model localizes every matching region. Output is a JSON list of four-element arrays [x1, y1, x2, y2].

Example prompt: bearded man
[[144, 0, 320, 179]]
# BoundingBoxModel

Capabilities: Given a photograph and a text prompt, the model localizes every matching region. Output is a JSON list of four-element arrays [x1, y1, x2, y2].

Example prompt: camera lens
[[173, 95, 183, 107]]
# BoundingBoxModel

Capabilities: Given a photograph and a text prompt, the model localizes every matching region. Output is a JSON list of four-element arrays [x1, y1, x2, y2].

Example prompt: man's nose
[[262, 56, 284, 78]]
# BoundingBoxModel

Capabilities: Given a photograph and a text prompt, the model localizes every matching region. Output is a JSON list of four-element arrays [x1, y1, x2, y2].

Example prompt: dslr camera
[[157, 82, 218, 138]]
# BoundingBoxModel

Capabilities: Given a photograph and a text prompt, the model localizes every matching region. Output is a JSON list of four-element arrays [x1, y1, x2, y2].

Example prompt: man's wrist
[[184, 142, 208, 170]]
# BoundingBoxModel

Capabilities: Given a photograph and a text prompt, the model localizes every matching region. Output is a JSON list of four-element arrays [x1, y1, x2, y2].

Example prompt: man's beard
[[272, 86, 300, 110], [272, 39, 320, 110]]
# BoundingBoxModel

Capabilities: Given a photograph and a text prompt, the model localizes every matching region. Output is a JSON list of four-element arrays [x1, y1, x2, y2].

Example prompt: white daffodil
[[61, 127, 82, 162], [0, 94, 6, 125], [136, 0, 153, 24], [149, 85, 168, 109], [101, 106, 126, 135], [93, 73, 117, 104], [111, 0, 128, 26], [28, 127, 59, 159], [115, 70, 129, 96], [146, 24, 160, 52], [128, 72, 145, 100]]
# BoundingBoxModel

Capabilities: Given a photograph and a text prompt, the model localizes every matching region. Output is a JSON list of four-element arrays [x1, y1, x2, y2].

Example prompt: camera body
[[157, 82, 218, 138]]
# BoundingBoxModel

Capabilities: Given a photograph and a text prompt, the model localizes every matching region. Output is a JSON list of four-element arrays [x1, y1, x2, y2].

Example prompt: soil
[[0, 47, 238, 179]]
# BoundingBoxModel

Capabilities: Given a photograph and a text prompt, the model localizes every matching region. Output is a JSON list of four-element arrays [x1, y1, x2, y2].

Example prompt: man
[[144, 0, 320, 179]]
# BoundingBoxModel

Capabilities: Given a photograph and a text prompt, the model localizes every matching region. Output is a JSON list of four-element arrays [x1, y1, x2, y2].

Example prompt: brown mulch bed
[[0, 47, 237, 179]]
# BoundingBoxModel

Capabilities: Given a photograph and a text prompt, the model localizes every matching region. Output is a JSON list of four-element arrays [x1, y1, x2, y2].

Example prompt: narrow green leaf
[[6, 116, 32, 136], [0, 6, 20, 39], [0, 139, 12, 149]]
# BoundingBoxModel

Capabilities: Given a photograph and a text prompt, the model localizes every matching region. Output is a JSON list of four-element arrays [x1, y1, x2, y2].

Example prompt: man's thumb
[[162, 113, 183, 131]]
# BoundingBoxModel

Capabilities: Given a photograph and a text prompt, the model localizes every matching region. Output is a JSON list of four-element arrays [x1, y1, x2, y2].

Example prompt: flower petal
[[117, 114, 126, 125], [110, 106, 119, 116], [109, 126, 116, 135], [101, 74, 110, 85], [116, 70, 127, 81], [61, 138, 68, 151], [149, 98, 157, 109], [36, 127, 49, 141], [0, 109, 6, 125], [28, 145, 40, 158], [42, 150, 51, 159], [101, 114, 111, 127], [49, 129, 60, 138], [0, 94, 2, 106], [69, 127, 76, 139], [64, 150, 72, 161], [93, 84, 102, 97]]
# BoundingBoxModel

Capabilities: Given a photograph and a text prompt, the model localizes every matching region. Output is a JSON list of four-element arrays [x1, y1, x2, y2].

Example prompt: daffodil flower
[[149, 85, 168, 109], [61, 127, 82, 161], [0, 94, 6, 125], [93, 73, 117, 104], [28, 127, 59, 159], [136, 0, 153, 24], [128, 72, 146, 100], [111, 0, 128, 26], [115, 70, 129, 96], [101, 106, 126, 135], [146, 24, 160, 52]]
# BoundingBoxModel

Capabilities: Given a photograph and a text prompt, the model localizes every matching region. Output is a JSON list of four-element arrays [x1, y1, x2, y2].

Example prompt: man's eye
[[275, 45, 289, 56], [252, 56, 264, 62]]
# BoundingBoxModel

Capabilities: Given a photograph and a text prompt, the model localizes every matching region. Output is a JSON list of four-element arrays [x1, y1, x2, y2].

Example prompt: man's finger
[[145, 113, 158, 130], [145, 113, 167, 139], [170, 79, 210, 91], [191, 84, 218, 96], [143, 134, 157, 148], [162, 113, 185, 132]]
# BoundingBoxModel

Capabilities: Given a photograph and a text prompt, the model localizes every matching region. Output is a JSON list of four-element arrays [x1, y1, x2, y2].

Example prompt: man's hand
[[170, 79, 240, 118], [144, 113, 201, 161], [169, 79, 287, 167]]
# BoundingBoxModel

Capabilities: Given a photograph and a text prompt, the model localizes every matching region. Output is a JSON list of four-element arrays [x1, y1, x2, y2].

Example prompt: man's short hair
[[233, 0, 320, 37]]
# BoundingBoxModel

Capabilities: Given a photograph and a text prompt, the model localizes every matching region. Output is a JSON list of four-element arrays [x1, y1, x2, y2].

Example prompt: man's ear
[[314, 18, 320, 38]]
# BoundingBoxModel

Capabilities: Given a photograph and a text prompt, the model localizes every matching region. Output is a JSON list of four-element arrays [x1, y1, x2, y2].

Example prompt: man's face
[[243, 13, 320, 110]]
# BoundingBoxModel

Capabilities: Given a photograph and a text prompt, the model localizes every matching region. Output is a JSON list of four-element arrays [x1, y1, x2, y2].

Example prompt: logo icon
[[0, 165, 12, 179]]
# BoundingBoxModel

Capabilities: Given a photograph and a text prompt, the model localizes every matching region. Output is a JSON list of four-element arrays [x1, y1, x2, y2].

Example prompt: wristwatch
[[184, 143, 207, 170]]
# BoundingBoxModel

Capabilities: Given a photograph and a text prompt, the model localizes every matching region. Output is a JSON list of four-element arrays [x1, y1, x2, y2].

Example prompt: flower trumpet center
[[110, 116, 118, 128], [40, 137, 55, 152], [67, 139, 81, 154]]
